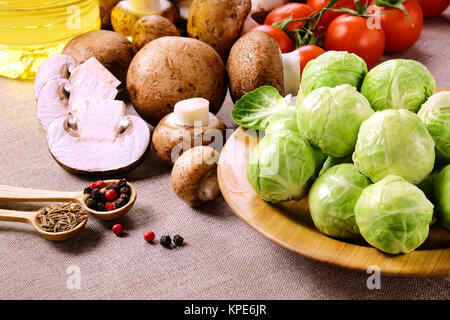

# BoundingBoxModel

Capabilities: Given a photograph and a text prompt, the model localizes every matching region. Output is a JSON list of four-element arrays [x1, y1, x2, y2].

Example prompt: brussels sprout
[[266, 106, 299, 135], [318, 155, 353, 177], [418, 91, 450, 161], [361, 59, 436, 113], [247, 130, 317, 203], [355, 175, 434, 254], [232, 86, 290, 129], [433, 165, 450, 231], [353, 109, 435, 184], [298, 85, 374, 158], [300, 51, 368, 96], [309, 164, 370, 239]]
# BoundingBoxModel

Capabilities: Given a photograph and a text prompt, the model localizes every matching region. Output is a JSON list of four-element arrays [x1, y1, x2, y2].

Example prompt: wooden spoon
[[0, 180, 136, 221], [0, 208, 87, 241]]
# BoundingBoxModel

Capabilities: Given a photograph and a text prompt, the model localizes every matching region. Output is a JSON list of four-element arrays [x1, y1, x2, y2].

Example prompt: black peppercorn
[[86, 197, 97, 209], [120, 186, 131, 196], [96, 201, 106, 211], [84, 187, 92, 194], [91, 188, 102, 199], [115, 197, 128, 208], [173, 235, 184, 246], [160, 235, 172, 248], [117, 179, 127, 189]]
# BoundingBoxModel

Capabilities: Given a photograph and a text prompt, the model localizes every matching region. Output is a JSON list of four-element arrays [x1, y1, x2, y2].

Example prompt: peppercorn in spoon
[[0, 180, 136, 221]]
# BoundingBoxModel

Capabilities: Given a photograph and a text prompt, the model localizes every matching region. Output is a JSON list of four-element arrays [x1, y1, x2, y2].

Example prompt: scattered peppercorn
[[173, 234, 184, 246], [144, 230, 155, 242], [112, 224, 124, 236], [160, 235, 172, 248]]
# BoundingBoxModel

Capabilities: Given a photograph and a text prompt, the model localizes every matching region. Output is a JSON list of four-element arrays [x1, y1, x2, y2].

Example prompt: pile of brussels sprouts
[[232, 51, 450, 255]]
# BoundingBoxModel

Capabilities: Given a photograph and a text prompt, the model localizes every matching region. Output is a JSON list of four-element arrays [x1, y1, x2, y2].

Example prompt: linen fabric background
[[0, 9, 449, 300]]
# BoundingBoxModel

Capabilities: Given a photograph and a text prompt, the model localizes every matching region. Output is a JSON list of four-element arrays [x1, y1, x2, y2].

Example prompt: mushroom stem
[[131, 0, 160, 12], [199, 169, 220, 202], [281, 49, 301, 96], [241, 13, 259, 35]]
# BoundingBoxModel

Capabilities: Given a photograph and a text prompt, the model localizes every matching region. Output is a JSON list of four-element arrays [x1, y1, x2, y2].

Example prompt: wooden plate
[[218, 90, 450, 276]]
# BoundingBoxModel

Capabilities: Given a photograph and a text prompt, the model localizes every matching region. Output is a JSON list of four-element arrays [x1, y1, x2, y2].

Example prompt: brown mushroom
[[131, 15, 180, 49], [153, 98, 225, 165], [100, 0, 120, 28], [62, 30, 137, 84], [126, 36, 227, 126], [171, 146, 220, 207]]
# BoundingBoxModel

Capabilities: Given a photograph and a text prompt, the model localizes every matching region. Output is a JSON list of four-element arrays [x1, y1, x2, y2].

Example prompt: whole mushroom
[[171, 146, 220, 207], [100, 0, 121, 28], [227, 31, 301, 101], [187, 0, 251, 60], [62, 30, 137, 84], [111, 0, 179, 38], [131, 15, 180, 49], [153, 98, 225, 165], [127, 36, 227, 126]]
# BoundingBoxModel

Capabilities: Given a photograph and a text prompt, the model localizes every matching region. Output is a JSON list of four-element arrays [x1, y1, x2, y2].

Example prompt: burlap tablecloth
[[1, 10, 449, 300]]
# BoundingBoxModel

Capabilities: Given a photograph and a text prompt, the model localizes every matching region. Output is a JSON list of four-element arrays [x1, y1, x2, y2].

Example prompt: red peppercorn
[[89, 182, 96, 189], [105, 189, 118, 201], [143, 230, 155, 242], [112, 224, 123, 236], [105, 202, 117, 211], [94, 180, 106, 189]]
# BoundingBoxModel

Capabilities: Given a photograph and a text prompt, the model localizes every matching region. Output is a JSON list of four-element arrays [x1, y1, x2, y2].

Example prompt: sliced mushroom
[[34, 54, 78, 98], [171, 146, 220, 207], [187, 0, 251, 60], [153, 98, 226, 165], [37, 78, 71, 130], [111, 0, 179, 38], [227, 31, 301, 101], [131, 15, 180, 49], [47, 99, 151, 174]]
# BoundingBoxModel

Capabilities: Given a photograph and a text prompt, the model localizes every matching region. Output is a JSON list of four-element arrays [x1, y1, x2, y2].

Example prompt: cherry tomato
[[307, 0, 369, 32], [325, 14, 385, 69], [419, 0, 449, 18], [264, 3, 315, 32], [296, 45, 326, 73], [248, 25, 295, 53], [370, 0, 423, 53]]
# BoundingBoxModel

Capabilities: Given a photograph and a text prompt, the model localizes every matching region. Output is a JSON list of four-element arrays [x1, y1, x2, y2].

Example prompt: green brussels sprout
[[247, 130, 317, 203], [361, 59, 436, 112], [266, 106, 299, 135], [353, 109, 435, 184], [433, 165, 450, 231], [298, 85, 374, 157], [309, 164, 370, 239], [418, 91, 450, 161], [300, 51, 368, 96], [318, 155, 353, 177], [355, 175, 434, 254]]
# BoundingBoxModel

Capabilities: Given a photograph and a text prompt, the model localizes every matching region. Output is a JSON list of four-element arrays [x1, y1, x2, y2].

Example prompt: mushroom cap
[[62, 30, 137, 84], [126, 36, 227, 126], [47, 114, 151, 174], [37, 78, 70, 131], [227, 31, 284, 102], [187, 0, 251, 60], [153, 112, 225, 165], [171, 146, 220, 206], [100, 0, 120, 28], [131, 15, 180, 49]]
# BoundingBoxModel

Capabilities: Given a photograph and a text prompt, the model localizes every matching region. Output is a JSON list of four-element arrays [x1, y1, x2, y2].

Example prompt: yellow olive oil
[[0, 0, 100, 79]]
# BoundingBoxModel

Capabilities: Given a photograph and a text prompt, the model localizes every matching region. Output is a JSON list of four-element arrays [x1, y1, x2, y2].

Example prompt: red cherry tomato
[[296, 45, 326, 73], [112, 224, 123, 236], [370, 0, 423, 53], [325, 14, 385, 69], [105, 189, 118, 201], [248, 25, 295, 53], [419, 0, 449, 18], [264, 3, 315, 32], [307, 0, 369, 32], [144, 230, 155, 242]]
